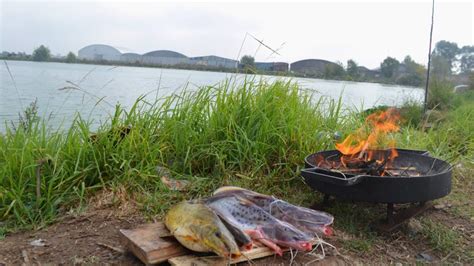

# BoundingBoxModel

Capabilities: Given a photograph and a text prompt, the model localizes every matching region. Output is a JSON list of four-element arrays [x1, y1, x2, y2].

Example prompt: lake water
[[0, 60, 424, 131]]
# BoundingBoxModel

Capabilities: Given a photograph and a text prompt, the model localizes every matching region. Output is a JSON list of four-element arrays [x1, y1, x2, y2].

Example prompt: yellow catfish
[[164, 200, 241, 258]]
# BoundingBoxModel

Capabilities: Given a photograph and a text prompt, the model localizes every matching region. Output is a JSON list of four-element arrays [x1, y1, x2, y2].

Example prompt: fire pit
[[302, 149, 452, 204], [301, 108, 453, 232]]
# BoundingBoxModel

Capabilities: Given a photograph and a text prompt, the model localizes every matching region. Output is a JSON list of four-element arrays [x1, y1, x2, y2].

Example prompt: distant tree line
[[2, 41, 472, 87]]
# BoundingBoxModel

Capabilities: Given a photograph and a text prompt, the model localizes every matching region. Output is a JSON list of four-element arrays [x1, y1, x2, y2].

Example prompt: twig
[[72, 233, 99, 239], [96, 242, 125, 254], [399, 163, 414, 176]]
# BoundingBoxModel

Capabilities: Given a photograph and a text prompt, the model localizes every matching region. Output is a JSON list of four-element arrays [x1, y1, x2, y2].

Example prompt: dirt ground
[[1, 191, 473, 265]]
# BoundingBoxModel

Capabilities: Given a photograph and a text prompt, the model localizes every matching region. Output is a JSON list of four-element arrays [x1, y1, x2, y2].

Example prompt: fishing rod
[[423, 0, 435, 115]]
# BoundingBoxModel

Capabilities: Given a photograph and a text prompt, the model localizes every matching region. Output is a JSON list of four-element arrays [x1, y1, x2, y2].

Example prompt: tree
[[431, 54, 451, 79], [32, 45, 51, 62], [433, 40, 459, 67], [459, 45, 474, 74], [398, 55, 426, 86], [459, 54, 474, 74], [66, 52, 77, 63], [380, 57, 400, 78], [323, 61, 345, 78], [346, 59, 359, 78], [240, 55, 255, 69]]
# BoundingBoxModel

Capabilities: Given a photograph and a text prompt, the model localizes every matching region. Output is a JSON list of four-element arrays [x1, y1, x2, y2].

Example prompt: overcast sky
[[0, 0, 472, 69]]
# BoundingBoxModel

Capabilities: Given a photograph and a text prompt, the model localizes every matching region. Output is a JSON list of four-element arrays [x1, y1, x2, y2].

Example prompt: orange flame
[[336, 108, 400, 158]]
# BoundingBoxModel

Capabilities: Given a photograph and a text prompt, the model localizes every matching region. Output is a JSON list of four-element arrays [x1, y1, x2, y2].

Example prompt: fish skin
[[204, 194, 313, 255], [213, 186, 334, 236], [218, 214, 253, 250], [164, 200, 241, 258]]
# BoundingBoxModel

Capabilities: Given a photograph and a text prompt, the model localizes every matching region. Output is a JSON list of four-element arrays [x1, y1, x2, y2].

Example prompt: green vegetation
[[66, 52, 77, 63], [0, 80, 347, 228], [346, 59, 359, 79], [32, 45, 51, 62], [380, 57, 400, 78], [420, 218, 462, 254], [0, 78, 473, 262], [323, 61, 345, 79], [240, 55, 255, 70]]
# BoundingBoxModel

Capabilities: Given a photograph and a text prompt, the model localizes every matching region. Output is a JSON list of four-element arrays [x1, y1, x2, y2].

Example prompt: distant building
[[76, 44, 275, 71], [120, 53, 141, 63], [273, 62, 289, 72], [190, 55, 238, 69], [78, 44, 122, 61], [255, 62, 273, 71], [141, 50, 190, 66], [255, 62, 289, 72], [290, 59, 340, 76]]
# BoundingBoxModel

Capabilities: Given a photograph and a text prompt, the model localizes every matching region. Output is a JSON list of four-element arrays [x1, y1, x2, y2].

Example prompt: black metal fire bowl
[[301, 149, 452, 204]]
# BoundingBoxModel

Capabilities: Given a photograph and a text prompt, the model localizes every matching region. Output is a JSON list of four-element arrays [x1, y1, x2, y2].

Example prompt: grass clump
[[0, 80, 354, 228], [427, 79, 455, 110], [420, 218, 462, 255]]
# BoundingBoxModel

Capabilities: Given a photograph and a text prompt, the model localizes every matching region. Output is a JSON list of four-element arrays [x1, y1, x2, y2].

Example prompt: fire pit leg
[[311, 194, 331, 210], [373, 202, 433, 233], [323, 194, 331, 205]]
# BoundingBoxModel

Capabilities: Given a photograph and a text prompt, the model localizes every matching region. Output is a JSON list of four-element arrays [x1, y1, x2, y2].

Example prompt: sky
[[0, 0, 472, 69]]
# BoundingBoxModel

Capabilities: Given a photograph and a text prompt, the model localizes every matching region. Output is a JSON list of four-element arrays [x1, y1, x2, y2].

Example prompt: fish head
[[260, 223, 313, 251], [197, 224, 241, 258]]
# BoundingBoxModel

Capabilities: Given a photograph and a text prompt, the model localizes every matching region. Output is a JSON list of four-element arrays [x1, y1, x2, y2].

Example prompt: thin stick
[[96, 242, 125, 254], [35, 158, 49, 203], [423, 0, 435, 115], [234, 32, 249, 72]]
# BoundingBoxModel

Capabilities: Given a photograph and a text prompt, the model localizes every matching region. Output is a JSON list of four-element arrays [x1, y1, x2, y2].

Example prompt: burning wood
[[317, 108, 423, 177]]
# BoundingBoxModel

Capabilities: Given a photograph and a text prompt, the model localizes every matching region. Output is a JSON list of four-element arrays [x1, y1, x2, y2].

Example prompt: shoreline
[[1, 57, 420, 88]]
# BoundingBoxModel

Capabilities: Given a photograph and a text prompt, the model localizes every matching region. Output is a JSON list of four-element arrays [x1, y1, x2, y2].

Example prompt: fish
[[164, 200, 241, 258], [219, 215, 253, 251], [204, 194, 313, 256], [213, 186, 334, 236]]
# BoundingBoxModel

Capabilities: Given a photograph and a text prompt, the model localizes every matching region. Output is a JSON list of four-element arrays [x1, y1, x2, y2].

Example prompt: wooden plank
[[169, 244, 282, 266], [119, 222, 188, 264], [121, 222, 316, 265]]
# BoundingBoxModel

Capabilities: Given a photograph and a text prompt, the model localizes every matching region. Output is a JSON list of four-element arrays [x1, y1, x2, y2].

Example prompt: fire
[[335, 108, 401, 174]]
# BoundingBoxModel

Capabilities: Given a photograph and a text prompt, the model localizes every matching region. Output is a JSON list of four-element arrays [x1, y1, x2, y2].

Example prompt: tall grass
[[1, 79, 472, 231], [0, 80, 352, 228]]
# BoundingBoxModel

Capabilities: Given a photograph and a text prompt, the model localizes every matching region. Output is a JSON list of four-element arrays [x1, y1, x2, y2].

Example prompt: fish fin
[[213, 186, 246, 195], [172, 232, 199, 242], [245, 229, 282, 256], [236, 197, 254, 206]]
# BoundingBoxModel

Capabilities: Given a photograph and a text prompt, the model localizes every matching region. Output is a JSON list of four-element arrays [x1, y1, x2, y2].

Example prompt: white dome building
[[120, 53, 142, 63], [78, 44, 122, 61], [141, 50, 190, 65]]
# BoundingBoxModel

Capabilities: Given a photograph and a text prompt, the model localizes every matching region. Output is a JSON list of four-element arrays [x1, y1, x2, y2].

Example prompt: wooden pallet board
[[119, 222, 187, 264], [169, 243, 278, 266], [119, 222, 290, 265]]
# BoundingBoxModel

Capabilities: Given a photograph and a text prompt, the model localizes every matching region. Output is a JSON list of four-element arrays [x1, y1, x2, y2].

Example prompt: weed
[[0, 78, 473, 247], [420, 218, 462, 254]]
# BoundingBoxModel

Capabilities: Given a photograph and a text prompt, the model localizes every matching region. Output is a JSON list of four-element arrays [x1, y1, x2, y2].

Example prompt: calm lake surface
[[1, 60, 423, 131]]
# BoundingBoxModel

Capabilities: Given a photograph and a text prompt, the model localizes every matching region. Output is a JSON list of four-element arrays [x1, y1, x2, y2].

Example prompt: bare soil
[[1, 193, 472, 265]]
